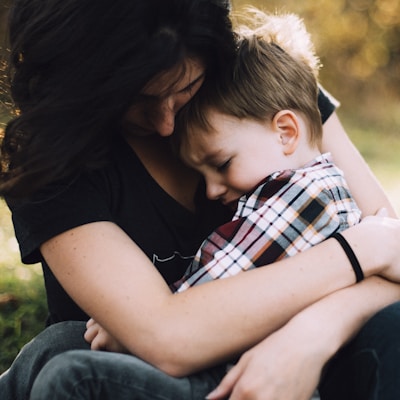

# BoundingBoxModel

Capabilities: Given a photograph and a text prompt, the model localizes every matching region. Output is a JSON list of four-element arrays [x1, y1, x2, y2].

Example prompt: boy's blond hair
[[233, 7, 320, 76], [176, 9, 323, 148]]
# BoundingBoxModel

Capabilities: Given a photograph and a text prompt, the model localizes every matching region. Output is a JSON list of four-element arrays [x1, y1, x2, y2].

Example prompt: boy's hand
[[84, 318, 129, 353]]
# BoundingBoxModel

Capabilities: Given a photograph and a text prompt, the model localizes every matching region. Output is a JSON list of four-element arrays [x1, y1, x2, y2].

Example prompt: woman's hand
[[206, 322, 322, 400], [368, 210, 400, 282], [84, 318, 129, 353]]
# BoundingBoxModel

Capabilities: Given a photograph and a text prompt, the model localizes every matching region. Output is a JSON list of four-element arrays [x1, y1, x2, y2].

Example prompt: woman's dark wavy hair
[[0, 0, 235, 198]]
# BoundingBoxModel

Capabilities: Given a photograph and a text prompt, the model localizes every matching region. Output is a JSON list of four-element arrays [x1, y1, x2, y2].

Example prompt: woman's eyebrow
[[139, 73, 205, 100]]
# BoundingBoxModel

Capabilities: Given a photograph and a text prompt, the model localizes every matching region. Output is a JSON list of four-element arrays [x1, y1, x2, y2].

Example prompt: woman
[[1, 0, 400, 399]]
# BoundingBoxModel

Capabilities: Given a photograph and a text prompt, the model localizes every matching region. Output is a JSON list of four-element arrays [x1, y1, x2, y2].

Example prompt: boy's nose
[[206, 180, 227, 201]]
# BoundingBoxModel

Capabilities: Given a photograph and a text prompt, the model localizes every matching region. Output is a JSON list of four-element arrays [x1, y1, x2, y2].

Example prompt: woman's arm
[[321, 112, 397, 217], [40, 214, 400, 376], [207, 276, 400, 400]]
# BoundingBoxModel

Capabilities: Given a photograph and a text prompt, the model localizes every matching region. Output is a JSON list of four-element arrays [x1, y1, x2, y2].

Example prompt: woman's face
[[123, 58, 205, 137]]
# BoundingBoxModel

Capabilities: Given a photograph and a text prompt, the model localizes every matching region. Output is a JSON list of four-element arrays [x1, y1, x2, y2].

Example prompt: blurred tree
[[0, 0, 11, 119], [0, 0, 10, 52]]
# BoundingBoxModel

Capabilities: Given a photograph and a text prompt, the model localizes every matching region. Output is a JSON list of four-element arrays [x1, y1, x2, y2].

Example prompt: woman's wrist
[[331, 232, 364, 283], [336, 219, 397, 280]]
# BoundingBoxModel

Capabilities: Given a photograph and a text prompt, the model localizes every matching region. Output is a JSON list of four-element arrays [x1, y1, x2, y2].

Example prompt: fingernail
[[205, 389, 218, 399]]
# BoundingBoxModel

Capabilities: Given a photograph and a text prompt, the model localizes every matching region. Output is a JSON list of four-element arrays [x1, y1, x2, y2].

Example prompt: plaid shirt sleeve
[[172, 155, 361, 293]]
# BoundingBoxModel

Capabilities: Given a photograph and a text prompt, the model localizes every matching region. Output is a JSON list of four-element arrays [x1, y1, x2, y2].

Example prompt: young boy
[[171, 10, 361, 292]]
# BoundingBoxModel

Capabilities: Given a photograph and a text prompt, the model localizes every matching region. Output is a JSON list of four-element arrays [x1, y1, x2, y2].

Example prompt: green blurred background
[[0, 0, 399, 373]]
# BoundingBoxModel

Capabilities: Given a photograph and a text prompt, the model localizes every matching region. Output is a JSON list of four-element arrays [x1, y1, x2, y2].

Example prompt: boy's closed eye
[[216, 159, 232, 172]]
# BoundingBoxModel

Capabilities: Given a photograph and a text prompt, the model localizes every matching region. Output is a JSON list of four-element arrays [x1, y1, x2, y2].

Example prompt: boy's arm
[[85, 318, 129, 353]]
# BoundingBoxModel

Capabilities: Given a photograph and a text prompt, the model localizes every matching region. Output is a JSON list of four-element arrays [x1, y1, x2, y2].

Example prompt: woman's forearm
[[284, 276, 400, 369], [42, 217, 400, 376]]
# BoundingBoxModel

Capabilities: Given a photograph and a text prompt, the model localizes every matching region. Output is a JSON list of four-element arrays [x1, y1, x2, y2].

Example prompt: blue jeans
[[2, 302, 400, 400], [0, 321, 225, 400], [30, 350, 225, 400]]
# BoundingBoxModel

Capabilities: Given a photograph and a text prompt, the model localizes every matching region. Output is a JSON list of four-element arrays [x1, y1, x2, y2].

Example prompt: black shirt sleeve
[[7, 173, 114, 264], [318, 86, 340, 123]]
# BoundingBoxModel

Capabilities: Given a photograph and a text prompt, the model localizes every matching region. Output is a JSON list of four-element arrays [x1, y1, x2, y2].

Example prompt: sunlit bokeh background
[[0, 0, 399, 372], [232, 0, 400, 213]]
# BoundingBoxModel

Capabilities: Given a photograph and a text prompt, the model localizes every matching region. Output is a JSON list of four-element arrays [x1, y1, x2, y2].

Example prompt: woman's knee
[[30, 349, 222, 400], [35, 321, 89, 351], [30, 350, 100, 399], [0, 321, 89, 400]]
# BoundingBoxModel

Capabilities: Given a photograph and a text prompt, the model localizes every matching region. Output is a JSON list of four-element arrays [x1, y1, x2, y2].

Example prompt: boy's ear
[[272, 110, 300, 156]]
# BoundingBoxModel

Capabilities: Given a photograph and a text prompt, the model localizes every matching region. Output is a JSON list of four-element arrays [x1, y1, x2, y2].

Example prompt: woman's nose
[[153, 97, 176, 137]]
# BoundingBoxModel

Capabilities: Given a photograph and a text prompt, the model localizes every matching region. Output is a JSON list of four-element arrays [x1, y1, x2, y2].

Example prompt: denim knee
[[30, 350, 97, 399], [0, 321, 89, 400], [30, 349, 224, 400]]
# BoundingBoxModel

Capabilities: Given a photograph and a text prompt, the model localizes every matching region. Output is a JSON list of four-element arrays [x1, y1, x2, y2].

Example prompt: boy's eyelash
[[216, 159, 231, 172]]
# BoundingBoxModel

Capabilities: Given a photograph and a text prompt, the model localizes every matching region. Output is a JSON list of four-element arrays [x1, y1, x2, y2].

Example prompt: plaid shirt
[[172, 153, 361, 293]]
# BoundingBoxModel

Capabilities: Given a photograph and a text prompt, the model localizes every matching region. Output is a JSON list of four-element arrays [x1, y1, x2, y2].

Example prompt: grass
[[0, 200, 47, 374], [0, 114, 399, 374]]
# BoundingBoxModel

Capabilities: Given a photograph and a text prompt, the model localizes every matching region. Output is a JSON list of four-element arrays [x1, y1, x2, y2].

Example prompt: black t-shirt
[[8, 137, 232, 324], [8, 89, 336, 325]]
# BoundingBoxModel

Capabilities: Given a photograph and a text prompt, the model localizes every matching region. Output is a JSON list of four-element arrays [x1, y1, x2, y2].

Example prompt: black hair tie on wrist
[[331, 232, 364, 283]]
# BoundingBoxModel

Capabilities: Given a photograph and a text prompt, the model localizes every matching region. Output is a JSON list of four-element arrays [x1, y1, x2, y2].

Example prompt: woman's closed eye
[[180, 81, 197, 94], [179, 74, 205, 94]]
